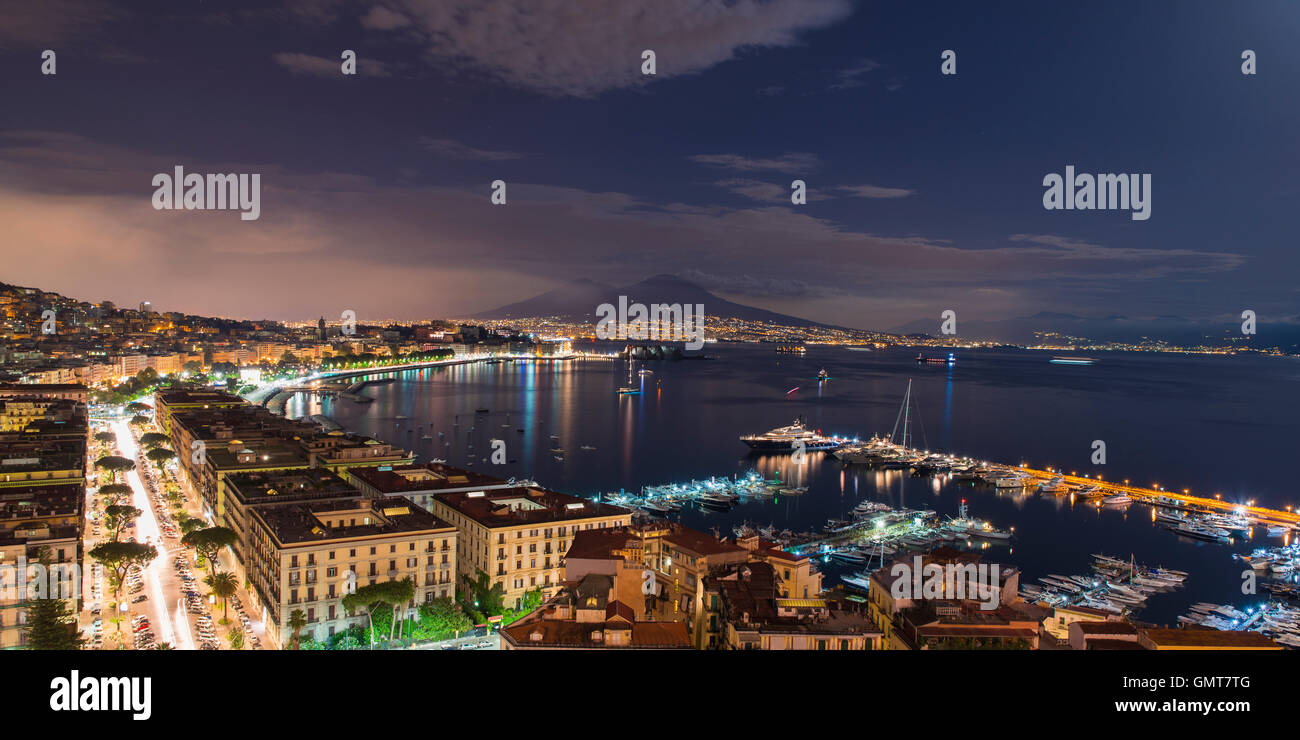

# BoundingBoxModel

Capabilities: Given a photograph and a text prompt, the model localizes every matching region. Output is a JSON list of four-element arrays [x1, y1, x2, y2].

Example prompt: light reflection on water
[[282, 345, 1300, 623]]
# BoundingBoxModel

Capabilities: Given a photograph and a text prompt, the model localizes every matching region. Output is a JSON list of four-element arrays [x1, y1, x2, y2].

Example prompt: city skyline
[[2, 0, 1296, 329]]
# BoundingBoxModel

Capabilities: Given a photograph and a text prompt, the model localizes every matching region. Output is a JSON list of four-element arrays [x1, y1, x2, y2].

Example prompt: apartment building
[[0, 396, 86, 648], [153, 387, 244, 436], [346, 462, 522, 513], [703, 561, 880, 650], [0, 483, 83, 649], [427, 487, 632, 610], [245, 496, 456, 648], [499, 571, 692, 650]]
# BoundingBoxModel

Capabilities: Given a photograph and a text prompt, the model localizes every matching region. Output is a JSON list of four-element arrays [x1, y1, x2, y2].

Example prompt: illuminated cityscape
[[1, 0, 1294, 721]]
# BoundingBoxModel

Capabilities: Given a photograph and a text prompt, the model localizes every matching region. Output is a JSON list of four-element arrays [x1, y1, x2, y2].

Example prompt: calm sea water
[[284, 345, 1300, 624]]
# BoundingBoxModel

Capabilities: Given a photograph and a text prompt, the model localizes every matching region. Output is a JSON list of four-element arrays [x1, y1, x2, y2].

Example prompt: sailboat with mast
[[616, 363, 641, 395], [834, 379, 921, 465]]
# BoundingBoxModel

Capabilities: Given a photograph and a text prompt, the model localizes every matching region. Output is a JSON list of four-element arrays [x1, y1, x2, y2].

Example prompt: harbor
[[295, 344, 1300, 629]]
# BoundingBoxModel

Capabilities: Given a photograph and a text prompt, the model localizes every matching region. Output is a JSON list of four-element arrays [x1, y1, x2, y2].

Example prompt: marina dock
[[1018, 467, 1300, 527]]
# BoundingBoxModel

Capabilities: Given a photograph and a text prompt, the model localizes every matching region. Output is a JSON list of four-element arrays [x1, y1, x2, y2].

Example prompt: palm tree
[[203, 571, 239, 624], [287, 609, 307, 650], [155, 642, 173, 650]]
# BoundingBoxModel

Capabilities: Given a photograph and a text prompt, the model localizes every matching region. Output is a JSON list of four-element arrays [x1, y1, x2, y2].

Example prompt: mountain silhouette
[[474, 274, 831, 327]]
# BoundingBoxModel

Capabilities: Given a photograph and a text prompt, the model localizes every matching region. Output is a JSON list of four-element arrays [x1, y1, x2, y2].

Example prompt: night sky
[[1, 0, 1296, 330]]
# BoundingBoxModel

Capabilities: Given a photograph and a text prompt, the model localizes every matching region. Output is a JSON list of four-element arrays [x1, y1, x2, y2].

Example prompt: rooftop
[[349, 462, 514, 494], [499, 618, 692, 649], [254, 496, 452, 546], [224, 468, 360, 507], [155, 388, 243, 406], [433, 487, 630, 528], [1140, 627, 1280, 649], [663, 524, 747, 557]]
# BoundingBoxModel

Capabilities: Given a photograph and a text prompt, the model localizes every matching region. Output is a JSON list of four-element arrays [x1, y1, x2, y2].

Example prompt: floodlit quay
[[1018, 467, 1300, 527]]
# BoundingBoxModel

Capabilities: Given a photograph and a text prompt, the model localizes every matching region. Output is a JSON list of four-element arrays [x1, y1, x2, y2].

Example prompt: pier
[[1019, 467, 1300, 527]]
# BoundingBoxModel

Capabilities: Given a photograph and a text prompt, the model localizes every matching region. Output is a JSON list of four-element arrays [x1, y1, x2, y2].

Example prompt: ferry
[[739, 417, 847, 452], [916, 352, 955, 365], [774, 345, 807, 355], [1049, 356, 1096, 365]]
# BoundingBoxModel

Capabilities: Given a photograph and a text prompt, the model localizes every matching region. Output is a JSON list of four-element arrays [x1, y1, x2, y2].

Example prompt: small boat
[[840, 573, 872, 591], [1101, 494, 1133, 506], [1037, 477, 1067, 493], [816, 369, 831, 381], [475, 408, 489, 414], [616, 387, 641, 395], [580, 445, 596, 452]]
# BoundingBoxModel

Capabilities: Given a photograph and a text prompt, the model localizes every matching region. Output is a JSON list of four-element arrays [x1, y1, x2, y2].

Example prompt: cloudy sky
[[0, 0, 1296, 330]]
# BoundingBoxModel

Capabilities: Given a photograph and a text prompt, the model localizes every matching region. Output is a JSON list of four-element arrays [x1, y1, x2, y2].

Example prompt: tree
[[129, 414, 150, 427], [155, 642, 174, 650], [88, 541, 157, 602], [93, 431, 116, 445], [103, 504, 142, 543], [182, 360, 203, 375], [505, 587, 544, 624], [204, 571, 239, 623], [126, 401, 152, 413], [417, 598, 474, 641], [133, 369, 158, 385], [287, 608, 307, 650], [94, 456, 135, 483], [139, 432, 170, 448], [342, 582, 411, 646], [460, 569, 505, 621], [97, 484, 132, 502], [178, 516, 205, 536], [145, 448, 176, 465], [181, 526, 238, 577], [22, 549, 83, 650], [228, 629, 244, 650], [383, 578, 415, 641]]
